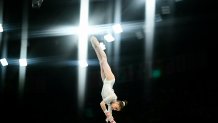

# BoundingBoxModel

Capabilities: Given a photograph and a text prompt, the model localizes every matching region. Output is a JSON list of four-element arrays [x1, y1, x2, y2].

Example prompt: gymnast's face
[[111, 102, 121, 111]]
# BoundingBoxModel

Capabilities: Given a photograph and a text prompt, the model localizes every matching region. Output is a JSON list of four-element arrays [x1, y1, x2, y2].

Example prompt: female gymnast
[[90, 36, 128, 123]]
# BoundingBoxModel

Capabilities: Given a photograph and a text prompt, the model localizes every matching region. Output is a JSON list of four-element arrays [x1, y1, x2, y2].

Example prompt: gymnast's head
[[111, 100, 128, 111]]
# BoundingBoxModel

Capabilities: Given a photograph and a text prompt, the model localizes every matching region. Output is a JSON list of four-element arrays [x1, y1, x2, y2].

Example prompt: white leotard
[[101, 79, 117, 115], [101, 79, 117, 104]]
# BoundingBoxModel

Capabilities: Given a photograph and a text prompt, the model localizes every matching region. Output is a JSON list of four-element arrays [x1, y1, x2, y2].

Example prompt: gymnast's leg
[[90, 36, 115, 81]]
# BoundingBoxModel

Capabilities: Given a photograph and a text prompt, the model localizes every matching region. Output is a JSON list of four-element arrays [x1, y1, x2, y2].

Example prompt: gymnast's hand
[[105, 115, 113, 122], [106, 116, 116, 123], [105, 114, 116, 123], [104, 111, 114, 122], [109, 118, 116, 123]]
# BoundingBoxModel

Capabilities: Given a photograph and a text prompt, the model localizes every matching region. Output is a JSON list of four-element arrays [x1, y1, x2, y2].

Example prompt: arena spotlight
[[0, 24, 3, 32], [112, 24, 123, 33], [32, 0, 43, 8], [19, 58, 27, 66], [79, 60, 88, 68], [0, 58, 8, 66], [78, 0, 89, 112], [104, 34, 114, 42]]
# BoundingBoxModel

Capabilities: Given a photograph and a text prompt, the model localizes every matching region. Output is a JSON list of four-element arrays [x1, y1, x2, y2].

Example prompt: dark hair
[[118, 100, 128, 110]]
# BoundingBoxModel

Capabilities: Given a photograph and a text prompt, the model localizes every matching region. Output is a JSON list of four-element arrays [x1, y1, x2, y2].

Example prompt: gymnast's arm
[[100, 96, 116, 121], [100, 100, 107, 114], [100, 100, 114, 122], [100, 96, 114, 114]]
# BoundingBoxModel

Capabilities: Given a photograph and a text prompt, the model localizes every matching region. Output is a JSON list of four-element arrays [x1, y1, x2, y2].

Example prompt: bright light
[[0, 58, 8, 66], [145, 0, 156, 78], [104, 34, 114, 42], [79, 60, 88, 68], [27, 21, 146, 38], [146, 0, 156, 27], [78, 0, 89, 112], [0, 24, 3, 32], [112, 24, 123, 33], [19, 58, 27, 66], [99, 42, 106, 50]]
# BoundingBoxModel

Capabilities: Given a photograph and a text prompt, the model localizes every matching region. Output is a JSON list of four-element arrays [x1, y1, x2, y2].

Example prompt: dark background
[[0, 0, 215, 122]]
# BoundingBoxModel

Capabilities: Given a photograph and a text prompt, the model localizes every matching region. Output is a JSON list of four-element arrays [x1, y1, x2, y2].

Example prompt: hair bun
[[122, 100, 128, 107], [124, 100, 128, 106]]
